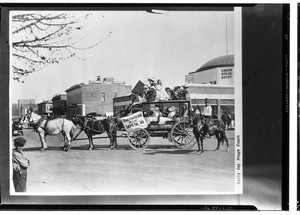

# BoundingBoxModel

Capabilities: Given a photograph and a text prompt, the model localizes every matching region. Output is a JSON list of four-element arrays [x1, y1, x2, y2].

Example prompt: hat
[[14, 137, 26, 147], [195, 109, 200, 115], [205, 98, 209, 103], [154, 105, 160, 111], [168, 106, 176, 112]]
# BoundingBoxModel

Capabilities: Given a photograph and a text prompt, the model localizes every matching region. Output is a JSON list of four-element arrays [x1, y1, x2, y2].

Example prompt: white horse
[[23, 111, 76, 151]]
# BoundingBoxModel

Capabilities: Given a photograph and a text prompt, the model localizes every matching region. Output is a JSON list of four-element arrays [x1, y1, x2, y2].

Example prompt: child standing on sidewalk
[[12, 137, 30, 192]]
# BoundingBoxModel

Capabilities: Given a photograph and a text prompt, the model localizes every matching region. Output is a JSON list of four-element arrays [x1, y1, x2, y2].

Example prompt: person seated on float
[[158, 106, 178, 124], [146, 104, 162, 124], [154, 79, 170, 101], [167, 106, 177, 118]]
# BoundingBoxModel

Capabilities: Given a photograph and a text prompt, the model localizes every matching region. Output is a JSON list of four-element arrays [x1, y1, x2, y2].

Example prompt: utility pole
[[226, 15, 228, 56]]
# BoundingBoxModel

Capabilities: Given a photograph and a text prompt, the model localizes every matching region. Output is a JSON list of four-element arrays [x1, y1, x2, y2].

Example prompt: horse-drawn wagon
[[119, 100, 197, 150]]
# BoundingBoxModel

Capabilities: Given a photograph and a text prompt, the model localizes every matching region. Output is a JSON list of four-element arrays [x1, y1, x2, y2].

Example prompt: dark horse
[[72, 115, 118, 150], [221, 112, 232, 129], [191, 112, 229, 155]]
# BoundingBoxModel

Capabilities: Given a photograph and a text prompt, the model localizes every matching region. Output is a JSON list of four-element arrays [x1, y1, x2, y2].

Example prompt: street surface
[[12, 127, 236, 195]]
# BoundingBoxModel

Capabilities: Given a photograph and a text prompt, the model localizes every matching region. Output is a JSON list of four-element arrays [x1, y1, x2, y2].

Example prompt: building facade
[[113, 95, 133, 114], [187, 84, 234, 117], [52, 94, 67, 117], [65, 77, 132, 117], [185, 55, 235, 117], [186, 55, 234, 85], [113, 55, 235, 119], [14, 99, 37, 117], [38, 100, 53, 117]]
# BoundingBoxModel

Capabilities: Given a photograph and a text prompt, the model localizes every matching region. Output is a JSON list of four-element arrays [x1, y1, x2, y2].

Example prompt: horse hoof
[[226, 148, 229, 152], [214, 148, 220, 151], [40, 148, 46, 152], [196, 151, 203, 155]]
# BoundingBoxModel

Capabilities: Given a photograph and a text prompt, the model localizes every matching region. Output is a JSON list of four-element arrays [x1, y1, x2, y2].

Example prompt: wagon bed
[[122, 100, 196, 150]]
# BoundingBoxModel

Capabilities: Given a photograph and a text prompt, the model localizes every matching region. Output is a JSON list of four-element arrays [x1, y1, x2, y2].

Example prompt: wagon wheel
[[171, 121, 196, 149], [128, 128, 150, 150]]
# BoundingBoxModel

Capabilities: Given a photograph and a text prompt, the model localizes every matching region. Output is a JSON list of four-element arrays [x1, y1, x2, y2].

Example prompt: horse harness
[[33, 117, 65, 135], [83, 118, 105, 134]]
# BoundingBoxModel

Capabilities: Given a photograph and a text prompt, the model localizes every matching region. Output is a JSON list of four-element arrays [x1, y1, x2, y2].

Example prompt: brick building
[[13, 99, 37, 117], [65, 77, 132, 117], [113, 95, 132, 114], [38, 100, 53, 117], [52, 94, 67, 117]]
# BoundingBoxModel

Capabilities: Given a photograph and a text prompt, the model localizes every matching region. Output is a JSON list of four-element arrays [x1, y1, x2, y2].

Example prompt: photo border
[[0, 3, 289, 211]]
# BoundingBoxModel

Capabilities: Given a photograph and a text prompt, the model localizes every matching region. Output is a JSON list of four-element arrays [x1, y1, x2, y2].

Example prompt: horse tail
[[70, 124, 76, 141]]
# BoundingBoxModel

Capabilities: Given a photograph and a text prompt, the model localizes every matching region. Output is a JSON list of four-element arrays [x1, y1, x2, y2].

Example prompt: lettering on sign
[[221, 68, 232, 79], [121, 111, 147, 132]]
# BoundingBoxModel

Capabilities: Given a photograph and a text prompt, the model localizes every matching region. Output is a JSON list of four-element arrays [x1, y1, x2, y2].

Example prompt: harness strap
[[84, 119, 106, 134], [35, 118, 49, 134], [61, 119, 65, 133]]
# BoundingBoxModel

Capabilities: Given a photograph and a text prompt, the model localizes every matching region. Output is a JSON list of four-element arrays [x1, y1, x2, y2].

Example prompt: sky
[[10, 9, 234, 104]]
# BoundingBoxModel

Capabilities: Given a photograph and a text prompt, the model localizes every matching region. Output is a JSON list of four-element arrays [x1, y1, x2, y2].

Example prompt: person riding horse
[[202, 98, 212, 138]]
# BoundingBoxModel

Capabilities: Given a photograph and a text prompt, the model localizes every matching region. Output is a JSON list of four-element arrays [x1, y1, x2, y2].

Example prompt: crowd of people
[[133, 78, 188, 103]]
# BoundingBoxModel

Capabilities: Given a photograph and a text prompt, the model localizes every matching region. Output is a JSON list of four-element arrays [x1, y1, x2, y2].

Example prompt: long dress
[[155, 85, 170, 101]]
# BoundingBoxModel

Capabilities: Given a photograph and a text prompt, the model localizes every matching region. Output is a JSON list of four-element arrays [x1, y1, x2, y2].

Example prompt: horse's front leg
[[197, 135, 204, 154], [224, 133, 229, 152], [196, 138, 203, 155], [37, 130, 47, 151], [113, 128, 118, 148], [107, 132, 115, 150], [193, 129, 202, 154], [64, 132, 72, 151], [215, 134, 221, 151], [87, 133, 94, 150]]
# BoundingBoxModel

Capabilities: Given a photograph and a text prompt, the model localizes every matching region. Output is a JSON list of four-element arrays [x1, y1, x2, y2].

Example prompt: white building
[[185, 55, 235, 118], [185, 55, 234, 85]]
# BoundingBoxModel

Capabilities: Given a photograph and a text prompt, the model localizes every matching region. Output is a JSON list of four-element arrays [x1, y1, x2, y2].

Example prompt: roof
[[65, 83, 85, 92], [190, 55, 234, 74]]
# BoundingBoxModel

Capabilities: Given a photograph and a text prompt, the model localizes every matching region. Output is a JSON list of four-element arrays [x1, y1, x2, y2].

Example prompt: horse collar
[[35, 118, 49, 133]]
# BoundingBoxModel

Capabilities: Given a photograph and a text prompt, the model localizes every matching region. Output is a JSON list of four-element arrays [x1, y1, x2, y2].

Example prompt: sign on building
[[185, 74, 194, 83], [220, 68, 232, 79]]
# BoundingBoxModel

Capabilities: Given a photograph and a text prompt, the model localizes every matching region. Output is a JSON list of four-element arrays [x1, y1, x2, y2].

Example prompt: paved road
[[12, 127, 236, 195]]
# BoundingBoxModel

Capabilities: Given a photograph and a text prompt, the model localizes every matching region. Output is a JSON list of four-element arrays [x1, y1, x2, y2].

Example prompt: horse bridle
[[25, 112, 36, 124]]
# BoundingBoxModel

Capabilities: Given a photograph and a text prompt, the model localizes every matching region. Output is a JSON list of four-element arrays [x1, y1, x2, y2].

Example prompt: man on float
[[202, 98, 212, 138]]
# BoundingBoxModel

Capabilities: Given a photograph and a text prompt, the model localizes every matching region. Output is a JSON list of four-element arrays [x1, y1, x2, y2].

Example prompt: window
[[113, 92, 117, 98], [101, 93, 105, 102]]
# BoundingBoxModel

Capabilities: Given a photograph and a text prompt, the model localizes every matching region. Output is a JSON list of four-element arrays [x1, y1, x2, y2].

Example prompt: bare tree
[[11, 12, 111, 82]]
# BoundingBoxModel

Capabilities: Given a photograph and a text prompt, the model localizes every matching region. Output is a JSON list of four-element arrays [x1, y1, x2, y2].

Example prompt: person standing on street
[[12, 137, 30, 192]]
